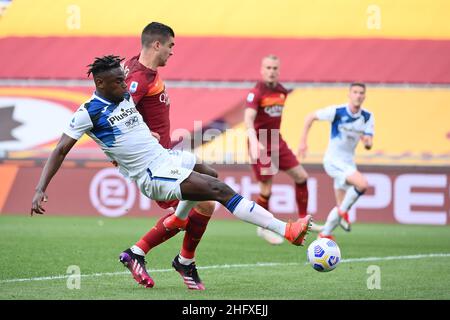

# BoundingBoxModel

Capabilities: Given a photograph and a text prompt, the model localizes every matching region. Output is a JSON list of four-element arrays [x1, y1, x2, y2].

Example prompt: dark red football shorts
[[250, 137, 299, 182]]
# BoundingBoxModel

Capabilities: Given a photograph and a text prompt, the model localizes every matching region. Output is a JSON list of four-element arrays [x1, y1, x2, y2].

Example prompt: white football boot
[[257, 226, 284, 245]]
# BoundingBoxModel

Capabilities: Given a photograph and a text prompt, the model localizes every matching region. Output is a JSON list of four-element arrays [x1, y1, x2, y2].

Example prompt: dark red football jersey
[[124, 55, 171, 148], [245, 81, 289, 132]]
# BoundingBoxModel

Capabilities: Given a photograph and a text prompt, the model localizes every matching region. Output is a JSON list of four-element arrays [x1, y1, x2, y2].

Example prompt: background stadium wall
[[1, 163, 449, 225]]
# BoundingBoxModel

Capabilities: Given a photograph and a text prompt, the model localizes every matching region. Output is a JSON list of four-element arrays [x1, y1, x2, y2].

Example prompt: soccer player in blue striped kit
[[31, 55, 312, 290], [299, 83, 374, 240]]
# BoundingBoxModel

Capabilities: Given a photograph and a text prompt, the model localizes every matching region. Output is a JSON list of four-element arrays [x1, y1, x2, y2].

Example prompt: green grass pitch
[[0, 215, 449, 300]]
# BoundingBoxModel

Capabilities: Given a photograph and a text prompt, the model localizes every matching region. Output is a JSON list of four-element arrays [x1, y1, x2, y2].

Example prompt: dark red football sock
[[256, 193, 271, 211], [295, 181, 309, 218], [180, 208, 212, 259], [135, 212, 180, 254]]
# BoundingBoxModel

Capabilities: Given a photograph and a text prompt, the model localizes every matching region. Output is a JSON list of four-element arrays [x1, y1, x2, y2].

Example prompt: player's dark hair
[[141, 22, 175, 48], [87, 55, 125, 77], [350, 82, 366, 90]]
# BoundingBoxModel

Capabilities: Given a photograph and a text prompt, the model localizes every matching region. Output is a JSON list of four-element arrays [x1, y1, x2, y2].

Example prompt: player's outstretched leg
[[318, 207, 339, 240], [338, 172, 368, 232], [119, 248, 154, 288], [338, 208, 352, 232], [337, 186, 365, 232], [174, 171, 313, 246]]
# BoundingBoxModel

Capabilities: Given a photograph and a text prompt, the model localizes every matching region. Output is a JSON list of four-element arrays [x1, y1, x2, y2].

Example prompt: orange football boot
[[284, 215, 312, 246]]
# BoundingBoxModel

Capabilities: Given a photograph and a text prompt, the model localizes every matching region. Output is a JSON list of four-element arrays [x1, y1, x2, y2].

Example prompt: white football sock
[[174, 200, 197, 220], [131, 245, 145, 256], [339, 187, 363, 212], [226, 194, 286, 236], [266, 218, 287, 236], [178, 254, 195, 266], [321, 207, 340, 236]]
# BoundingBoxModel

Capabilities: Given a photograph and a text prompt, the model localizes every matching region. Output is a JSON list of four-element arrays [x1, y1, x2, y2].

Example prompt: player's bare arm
[[298, 112, 319, 158], [244, 108, 265, 160], [361, 135, 373, 150], [31, 134, 77, 216]]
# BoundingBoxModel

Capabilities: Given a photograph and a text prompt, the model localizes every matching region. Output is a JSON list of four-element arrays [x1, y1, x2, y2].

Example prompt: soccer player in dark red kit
[[245, 55, 319, 245], [122, 22, 216, 290]]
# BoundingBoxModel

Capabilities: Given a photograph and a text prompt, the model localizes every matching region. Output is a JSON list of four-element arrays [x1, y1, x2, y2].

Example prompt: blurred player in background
[[244, 55, 317, 245], [123, 22, 217, 290], [30, 55, 312, 290], [298, 83, 374, 240]]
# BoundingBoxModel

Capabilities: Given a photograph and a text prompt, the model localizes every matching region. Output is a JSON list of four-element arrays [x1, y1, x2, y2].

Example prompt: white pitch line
[[339, 253, 450, 264], [0, 262, 297, 284], [1, 253, 449, 284]]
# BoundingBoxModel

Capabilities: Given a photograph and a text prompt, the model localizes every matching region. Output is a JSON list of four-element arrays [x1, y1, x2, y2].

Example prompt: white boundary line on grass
[[1, 253, 449, 284]]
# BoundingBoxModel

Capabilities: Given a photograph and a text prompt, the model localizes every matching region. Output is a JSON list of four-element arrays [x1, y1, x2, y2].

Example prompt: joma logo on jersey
[[107, 107, 138, 125], [264, 105, 283, 117]]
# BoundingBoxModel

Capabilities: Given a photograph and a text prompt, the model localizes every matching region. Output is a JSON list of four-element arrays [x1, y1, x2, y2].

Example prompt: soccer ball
[[307, 238, 341, 272]]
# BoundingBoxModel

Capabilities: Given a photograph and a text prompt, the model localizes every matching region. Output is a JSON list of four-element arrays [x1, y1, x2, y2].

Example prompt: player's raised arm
[[31, 134, 77, 216], [298, 112, 319, 158], [299, 105, 337, 158]]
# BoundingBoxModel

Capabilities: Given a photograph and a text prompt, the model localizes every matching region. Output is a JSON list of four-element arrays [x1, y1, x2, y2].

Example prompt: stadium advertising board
[[1, 164, 448, 225]]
